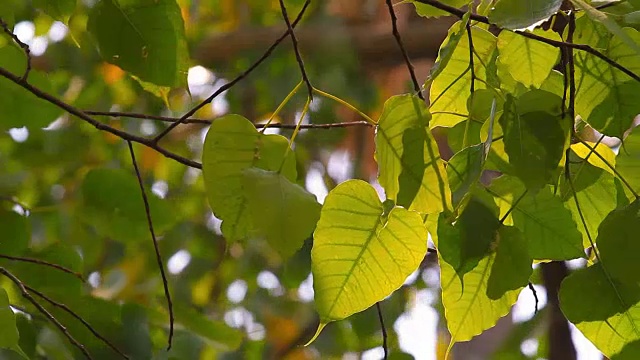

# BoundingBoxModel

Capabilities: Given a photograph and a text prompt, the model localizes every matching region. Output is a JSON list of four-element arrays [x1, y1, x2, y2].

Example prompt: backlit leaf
[[242, 168, 321, 259], [489, 0, 562, 30], [617, 125, 640, 197], [202, 114, 296, 241], [88, 0, 189, 87], [596, 199, 640, 284], [0, 288, 22, 353], [430, 27, 497, 128], [410, 0, 468, 18], [571, 141, 617, 176], [375, 95, 451, 214], [311, 179, 427, 323], [33, 0, 75, 21], [486, 226, 532, 300], [497, 29, 561, 88], [488, 175, 584, 260], [447, 144, 483, 207]]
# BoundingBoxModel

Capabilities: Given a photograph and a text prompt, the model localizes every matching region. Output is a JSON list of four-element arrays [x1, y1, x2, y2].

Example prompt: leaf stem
[[312, 88, 376, 125], [261, 80, 303, 132]]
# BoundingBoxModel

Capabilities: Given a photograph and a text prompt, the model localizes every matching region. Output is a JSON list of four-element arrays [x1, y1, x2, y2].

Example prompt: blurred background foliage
[[0, 0, 596, 359]]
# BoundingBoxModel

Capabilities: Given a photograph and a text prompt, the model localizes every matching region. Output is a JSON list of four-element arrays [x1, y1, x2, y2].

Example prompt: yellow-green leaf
[[202, 114, 296, 241], [375, 95, 451, 214], [571, 141, 617, 176], [311, 179, 427, 323]]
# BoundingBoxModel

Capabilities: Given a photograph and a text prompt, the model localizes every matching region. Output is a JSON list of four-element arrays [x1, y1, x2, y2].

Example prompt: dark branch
[[0, 254, 85, 282], [152, 0, 312, 142], [25, 285, 129, 359], [126, 141, 174, 349], [385, 0, 424, 100], [466, 22, 475, 94], [375, 302, 388, 360], [0, 17, 31, 81], [84, 110, 373, 128], [0, 267, 93, 360], [0, 65, 201, 169], [528, 282, 539, 314], [279, 0, 314, 98], [412, 0, 640, 82]]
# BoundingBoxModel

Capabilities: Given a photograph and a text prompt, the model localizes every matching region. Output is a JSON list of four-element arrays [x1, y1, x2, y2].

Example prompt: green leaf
[[0, 211, 29, 256], [0, 289, 22, 354], [613, 339, 640, 359], [375, 95, 451, 214], [560, 262, 640, 357], [87, 0, 189, 87], [447, 144, 483, 207], [488, 175, 585, 260], [426, 17, 471, 86], [437, 197, 501, 279], [574, 17, 640, 138], [0, 46, 62, 130], [488, 0, 562, 30], [596, 199, 640, 284], [311, 179, 427, 323], [500, 91, 569, 191], [242, 168, 321, 259], [617, 125, 640, 197], [571, 141, 617, 176], [497, 29, 561, 88], [440, 252, 521, 343], [33, 0, 75, 21], [560, 159, 618, 248], [80, 168, 176, 243], [571, 0, 640, 56], [430, 27, 497, 128], [121, 304, 152, 360], [410, 0, 468, 18], [560, 263, 640, 323], [202, 114, 296, 241], [486, 226, 532, 300]]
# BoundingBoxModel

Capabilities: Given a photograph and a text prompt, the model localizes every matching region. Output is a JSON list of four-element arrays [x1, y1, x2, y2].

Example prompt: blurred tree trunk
[[543, 261, 577, 360]]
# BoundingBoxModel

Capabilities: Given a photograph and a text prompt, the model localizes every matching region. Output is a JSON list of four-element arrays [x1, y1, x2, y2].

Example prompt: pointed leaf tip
[[303, 323, 327, 347]]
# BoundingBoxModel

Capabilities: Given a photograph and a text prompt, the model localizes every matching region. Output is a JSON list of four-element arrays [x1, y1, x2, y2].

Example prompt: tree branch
[[126, 141, 174, 350], [0, 17, 31, 81], [0, 254, 85, 282], [376, 302, 389, 360], [279, 0, 314, 98], [0, 65, 202, 169]]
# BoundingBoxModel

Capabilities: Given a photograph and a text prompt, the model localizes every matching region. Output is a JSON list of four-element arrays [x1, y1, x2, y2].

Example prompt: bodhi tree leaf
[[311, 179, 427, 326], [426, 17, 471, 86], [0, 46, 62, 130], [488, 175, 584, 260], [559, 262, 640, 357], [447, 144, 483, 207], [80, 167, 176, 243], [596, 199, 640, 284], [0, 288, 23, 355], [560, 263, 640, 323], [242, 168, 321, 259], [488, 0, 562, 30], [612, 339, 640, 359], [571, 141, 617, 176], [560, 159, 618, 248], [617, 126, 640, 197], [437, 196, 501, 280], [87, 0, 189, 87], [430, 26, 497, 128], [375, 95, 451, 214], [410, 0, 468, 18], [202, 114, 296, 241], [486, 226, 532, 300], [500, 91, 569, 191], [440, 252, 521, 345], [497, 29, 561, 88], [0, 210, 29, 256], [573, 17, 640, 138]]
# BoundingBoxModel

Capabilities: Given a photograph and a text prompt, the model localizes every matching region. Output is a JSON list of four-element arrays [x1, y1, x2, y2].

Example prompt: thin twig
[[412, 0, 640, 82], [278, 0, 314, 99], [86, 110, 372, 129], [24, 284, 129, 359], [0, 267, 93, 360], [375, 302, 388, 360], [126, 141, 174, 350], [0, 17, 31, 81], [567, 11, 576, 124], [384, 0, 424, 100], [0, 254, 85, 282], [0, 65, 201, 169], [466, 22, 475, 94], [153, 0, 312, 142], [528, 282, 539, 314]]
